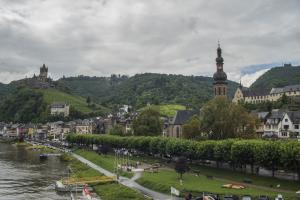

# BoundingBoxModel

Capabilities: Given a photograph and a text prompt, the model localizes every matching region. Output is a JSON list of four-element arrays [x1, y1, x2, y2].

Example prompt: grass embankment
[[62, 154, 147, 200], [75, 149, 133, 178], [39, 89, 109, 114], [191, 164, 300, 192], [140, 104, 186, 117], [137, 168, 299, 199], [74, 149, 300, 199]]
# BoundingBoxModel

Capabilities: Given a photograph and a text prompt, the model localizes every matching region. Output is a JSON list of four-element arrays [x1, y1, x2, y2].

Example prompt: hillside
[[58, 73, 239, 109], [0, 87, 110, 123], [250, 65, 300, 90], [139, 104, 186, 117], [37, 89, 109, 114]]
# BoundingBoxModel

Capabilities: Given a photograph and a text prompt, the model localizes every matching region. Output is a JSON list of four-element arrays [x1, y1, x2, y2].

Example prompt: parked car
[[275, 194, 283, 200], [241, 195, 252, 200], [223, 195, 239, 200], [257, 195, 269, 200]]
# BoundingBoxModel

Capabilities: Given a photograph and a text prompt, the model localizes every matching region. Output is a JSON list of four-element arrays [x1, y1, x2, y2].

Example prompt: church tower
[[213, 42, 227, 97]]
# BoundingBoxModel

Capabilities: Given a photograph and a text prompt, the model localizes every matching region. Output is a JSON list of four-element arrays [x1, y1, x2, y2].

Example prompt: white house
[[51, 102, 70, 117], [264, 110, 300, 138]]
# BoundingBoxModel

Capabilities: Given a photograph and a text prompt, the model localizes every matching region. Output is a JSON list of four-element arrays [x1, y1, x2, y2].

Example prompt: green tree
[[86, 96, 91, 106], [182, 116, 202, 139], [109, 124, 124, 136], [132, 108, 162, 136], [201, 97, 257, 139], [174, 156, 188, 180]]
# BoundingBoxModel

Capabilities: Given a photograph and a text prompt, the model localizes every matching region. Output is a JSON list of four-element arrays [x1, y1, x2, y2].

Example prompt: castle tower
[[39, 64, 48, 82], [213, 42, 228, 97]]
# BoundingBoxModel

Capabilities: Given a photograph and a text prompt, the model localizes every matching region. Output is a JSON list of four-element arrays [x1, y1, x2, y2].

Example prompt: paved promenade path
[[72, 153, 182, 200]]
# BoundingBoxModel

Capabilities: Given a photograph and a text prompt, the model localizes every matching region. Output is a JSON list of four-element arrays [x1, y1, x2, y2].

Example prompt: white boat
[[55, 181, 93, 192]]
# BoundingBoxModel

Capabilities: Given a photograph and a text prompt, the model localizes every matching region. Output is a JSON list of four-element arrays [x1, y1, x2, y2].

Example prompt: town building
[[75, 119, 94, 134], [166, 110, 195, 138], [263, 110, 300, 138], [50, 102, 70, 117], [232, 84, 300, 104], [213, 42, 228, 97]]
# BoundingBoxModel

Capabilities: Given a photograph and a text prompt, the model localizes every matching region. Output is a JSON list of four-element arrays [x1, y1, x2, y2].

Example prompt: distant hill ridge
[[250, 64, 300, 90], [57, 73, 239, 109], [0, 73, 239, 109]]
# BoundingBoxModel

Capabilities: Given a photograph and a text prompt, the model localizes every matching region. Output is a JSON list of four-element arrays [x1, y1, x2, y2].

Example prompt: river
[[0, 143, 71, 200]]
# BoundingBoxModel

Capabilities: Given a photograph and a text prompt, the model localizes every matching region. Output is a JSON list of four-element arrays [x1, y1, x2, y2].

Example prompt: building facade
[[232, 84, 300, 104], [50, 102, 70, 117], [263, 110, 300, 138], [213, 42, 228, 97]]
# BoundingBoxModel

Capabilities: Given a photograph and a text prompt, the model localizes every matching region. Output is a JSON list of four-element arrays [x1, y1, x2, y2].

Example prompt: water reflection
[[0, 143, 70, 200]]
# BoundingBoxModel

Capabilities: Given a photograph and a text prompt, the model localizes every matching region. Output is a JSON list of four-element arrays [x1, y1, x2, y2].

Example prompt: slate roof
[[270, 84, 300, 94], [268, 110, 285, 119], [251, 111, 269, 120], [287, 111, 300, 124], [51, 102, 67, 108], [172, 110, 195, 125], [241, 88, 270, 97]]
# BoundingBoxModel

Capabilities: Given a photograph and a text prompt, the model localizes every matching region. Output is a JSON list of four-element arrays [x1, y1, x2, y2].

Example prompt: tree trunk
[[272, 168, 275, 177], [251, 164, 254, 174]]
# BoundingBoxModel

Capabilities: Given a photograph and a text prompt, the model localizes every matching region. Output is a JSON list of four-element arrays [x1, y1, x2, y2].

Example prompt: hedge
[[67, 134, 300, 180]]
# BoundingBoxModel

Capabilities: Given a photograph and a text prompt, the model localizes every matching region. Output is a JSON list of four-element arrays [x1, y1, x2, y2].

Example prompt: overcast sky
[[0, 0, 300, 86]]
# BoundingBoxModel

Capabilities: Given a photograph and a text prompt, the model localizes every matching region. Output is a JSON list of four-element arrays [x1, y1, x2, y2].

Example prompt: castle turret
[[213, 42, 228, 97], [39, 64, 48, 82]]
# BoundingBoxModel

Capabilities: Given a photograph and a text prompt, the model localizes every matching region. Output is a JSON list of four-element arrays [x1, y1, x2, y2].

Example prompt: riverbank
[[61, 154, 148, 200], [75, 149, 300, 200]]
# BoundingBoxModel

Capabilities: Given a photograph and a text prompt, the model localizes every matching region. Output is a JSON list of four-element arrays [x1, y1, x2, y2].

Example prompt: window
[[283, 125, 289, 130], [223, 87, 225, 95], [282, 132, 288, 137], [176, 126, 180, 138], [218, 87, 221, 95], [295, 125, 299, 129], [285, 119, 288, 122]]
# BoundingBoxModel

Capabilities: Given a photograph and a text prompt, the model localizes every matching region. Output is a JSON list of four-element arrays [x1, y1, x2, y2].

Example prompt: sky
[[0, 0, 300, 86]]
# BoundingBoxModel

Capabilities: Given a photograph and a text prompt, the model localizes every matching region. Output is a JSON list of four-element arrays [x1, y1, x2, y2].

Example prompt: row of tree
[[66, 134, 300, 180]]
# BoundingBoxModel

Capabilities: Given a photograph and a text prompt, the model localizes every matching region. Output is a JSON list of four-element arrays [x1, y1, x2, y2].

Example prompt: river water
[[0, 143, 71, 200]]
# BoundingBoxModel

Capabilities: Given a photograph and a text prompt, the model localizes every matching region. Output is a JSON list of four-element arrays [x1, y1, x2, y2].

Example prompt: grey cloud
[[0, 0, 299, 83]]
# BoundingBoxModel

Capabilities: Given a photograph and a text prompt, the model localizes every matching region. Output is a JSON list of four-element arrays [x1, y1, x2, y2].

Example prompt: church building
[[213, 43, 228, 97]]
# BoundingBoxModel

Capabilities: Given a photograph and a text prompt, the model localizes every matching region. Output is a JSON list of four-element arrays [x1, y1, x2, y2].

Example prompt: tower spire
[[213, 41, 228, 97]]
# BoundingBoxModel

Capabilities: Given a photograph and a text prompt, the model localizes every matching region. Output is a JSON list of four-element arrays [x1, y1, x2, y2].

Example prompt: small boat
[[39, 154, 48, 160], [55, 181, 93, 192]]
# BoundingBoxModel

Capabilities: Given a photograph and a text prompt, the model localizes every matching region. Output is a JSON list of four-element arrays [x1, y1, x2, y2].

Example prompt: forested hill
[[250, 65, 300, 90], [57, 73, 239, 109]]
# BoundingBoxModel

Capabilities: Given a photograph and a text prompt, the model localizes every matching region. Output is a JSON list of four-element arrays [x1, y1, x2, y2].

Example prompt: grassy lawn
[[39, 89, 109, 114], [190, 164, 300, 192], [140, 104, 186, 117], [137, 168, 300, 199], [73, 149, 300, 199], [75, 149, 133, 178], [64, 154, 147, 200], [94, 183, 147, 200]]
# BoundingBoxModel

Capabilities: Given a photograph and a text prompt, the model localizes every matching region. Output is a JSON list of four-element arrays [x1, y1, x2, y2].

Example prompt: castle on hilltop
[[19, 64, 54, 89], [38, 64, 48, 82], [33, 64, 50, 83]]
